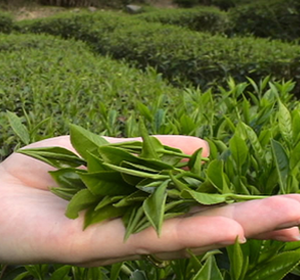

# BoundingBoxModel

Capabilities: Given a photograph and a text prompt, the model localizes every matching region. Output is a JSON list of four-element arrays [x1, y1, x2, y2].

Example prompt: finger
[[48, 215, 245, 266], [251, 227, 300, 242], [194, 195, 300, 238]]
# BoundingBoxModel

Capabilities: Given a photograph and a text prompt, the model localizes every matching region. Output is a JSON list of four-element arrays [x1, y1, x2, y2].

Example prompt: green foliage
[[0, 33, 182, 160], [3, 18, 300, 280], [228, 0, 300, 41], [0, 11, 13, 33], [15, 11, 300, 95], [135, 6, 229, 34]]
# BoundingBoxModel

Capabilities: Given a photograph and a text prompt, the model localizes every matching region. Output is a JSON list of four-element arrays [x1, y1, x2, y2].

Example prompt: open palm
[[1, 135, 300, 267]]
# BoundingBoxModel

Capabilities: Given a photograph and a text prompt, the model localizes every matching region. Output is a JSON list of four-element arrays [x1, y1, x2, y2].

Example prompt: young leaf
[[78, 171, 135, 196], [103, 162, 168, 180], [123, 206, 145, 241], [227, 238, 245, 280], [143, 180, 168, 236], [49, 168, 85, 189], [246, 249, 300, 280], [206, 159, 230, 193], [188, 148, 203, 175], [6, 110, 30, 145], [65, 189, 100, 219], [229, 133, 249, 171], [192, 255, 224, 280], [139, 120, 161, 159], [181, 190, 228, 205], [84, 204, 124, 229], [277, 100, 292, 144], [271, 139, 289, 194], [70, 124, 109, 160], [18, 147, 86, 168]]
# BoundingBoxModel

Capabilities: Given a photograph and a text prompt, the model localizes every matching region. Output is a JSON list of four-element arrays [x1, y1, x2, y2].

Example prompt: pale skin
[[1, 135, 300, 267]]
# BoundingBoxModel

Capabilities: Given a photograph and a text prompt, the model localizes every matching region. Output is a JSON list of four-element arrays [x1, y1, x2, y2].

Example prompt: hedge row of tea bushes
[[135, 0, 300, 41], [135, 6, 229, 34], [0, 33, 185, 160], [0, 11, 13, 33], [228, 0, 300, 41], [15, 11, 300, 95]]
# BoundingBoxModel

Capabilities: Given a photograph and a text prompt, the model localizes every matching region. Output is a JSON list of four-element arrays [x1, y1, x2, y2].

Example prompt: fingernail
[[219, 237, 247, 246], [239, 237, 247, 244]]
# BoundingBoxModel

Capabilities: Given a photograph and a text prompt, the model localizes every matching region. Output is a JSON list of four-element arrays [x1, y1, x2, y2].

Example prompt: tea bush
[[228, 0, 300, 41], [0, 33, 183, 160], [15, 11, 300, 96], [135, 6, 229, 34], [0, 11, 13, 33]]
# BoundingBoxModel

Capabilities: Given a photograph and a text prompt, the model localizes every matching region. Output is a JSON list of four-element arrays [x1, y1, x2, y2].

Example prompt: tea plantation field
[[1, 4, 300, 280]]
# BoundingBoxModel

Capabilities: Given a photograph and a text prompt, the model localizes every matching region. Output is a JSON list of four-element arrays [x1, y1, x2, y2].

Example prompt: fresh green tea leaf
[[18, 147, 86, 168], [84, 204, 125, 229], [181, 190, 227, 205], [78, 171, 135, 196], [229, 133, 248, 171], [143, 180, 168, 236], [277, 100, 293, 145], [65, 189, 100, 219], [192, 255, 223, 280], [70, 124, 109, 160], [271, 139, 289, 194], [6, 110, 30, 145]]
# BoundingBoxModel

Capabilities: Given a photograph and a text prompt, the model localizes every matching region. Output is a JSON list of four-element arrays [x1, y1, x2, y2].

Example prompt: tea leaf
[[246, 249, 300, 280], [143, 180, 168, 236], [103, 162, 168, 180], [278, 100, 292, 144], [123, 206, 144, 241], [6, 110, 30, 145], [188, 148, 203, 175], [271, 139, 289, 194], [18, 147, 86, 168], [192, 255, 223, 280], [229, 133, 248, 171], [49, 168, 85, 189], [139, 120, 161, 159], [78, 171, 135, 196], [206, 159, 230, 193], [227, 238, 245, 280], [65, 189, 100, 219], [70, 124, 109, 159], [84, 204, 124, 229], [181, 190, 227, 205]]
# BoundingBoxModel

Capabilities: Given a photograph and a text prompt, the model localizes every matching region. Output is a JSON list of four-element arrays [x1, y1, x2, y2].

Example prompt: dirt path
[[11, 0, 175, 21]]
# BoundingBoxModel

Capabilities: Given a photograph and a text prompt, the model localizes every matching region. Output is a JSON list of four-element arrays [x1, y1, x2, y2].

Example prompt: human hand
[[1, 135, 300, 267]]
